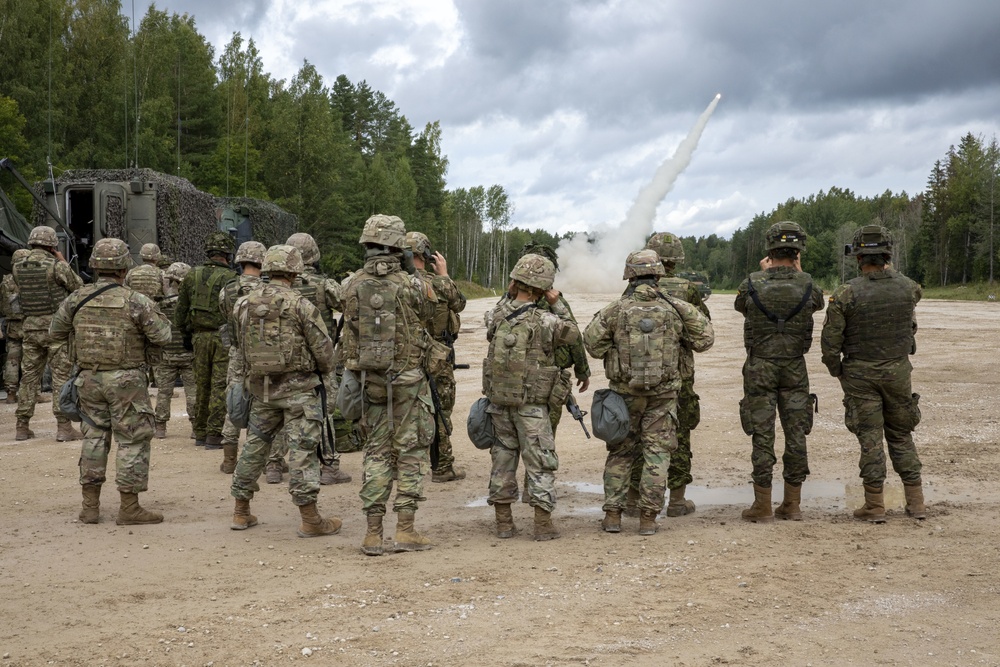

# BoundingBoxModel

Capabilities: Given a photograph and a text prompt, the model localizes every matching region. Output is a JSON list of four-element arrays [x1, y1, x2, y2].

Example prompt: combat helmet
[[204, 231, 235, 257], [235, 241, 267, 266], [623, 249, 666, 280], [510, 254, 556, 291], [286, 232, 321, 265], [89, 237, 131, 271], [140, 243, 162, 261], [765, 221, 807, 252], [645, 232, 685, 264], [520, 242, 559, 270], [851, 224, 893, 255], [27, 226, 58, 248], [359, 214, 406, 250], [165, 262, 191, 283], [404, 231, 431, 256], [263, 244, 304, 276]]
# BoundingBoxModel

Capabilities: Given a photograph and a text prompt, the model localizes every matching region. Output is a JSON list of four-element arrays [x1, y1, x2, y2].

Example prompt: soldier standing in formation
[[49, 238, 171, 525], [218, 241, 266, 475], [124, 243, 165, 301], [483, 254, 581, 541], [175, 232, 237, 449], [822, 225, 926, 522], [155, 262, 197, 440], [584, 250, 714, 535], [735, 222, 825, 523], [1, 248, 28, 402], [341, 215, 435, 556], [405, 230, 468, 483], [12, 226, 83, 442]]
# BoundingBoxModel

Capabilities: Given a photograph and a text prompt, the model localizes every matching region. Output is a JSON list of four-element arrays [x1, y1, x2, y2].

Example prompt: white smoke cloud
[[555, 94, 722, 293]]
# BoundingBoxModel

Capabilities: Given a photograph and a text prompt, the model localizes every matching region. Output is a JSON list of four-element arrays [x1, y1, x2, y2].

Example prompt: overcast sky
[[131, 0, 1000, 239]]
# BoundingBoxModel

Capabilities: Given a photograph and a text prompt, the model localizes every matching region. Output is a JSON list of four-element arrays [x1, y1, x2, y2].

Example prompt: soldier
[[175, 232, 237, 448], [405, 230, 468, 483], [484, 254, 582, 541], [229, 245, 341, 537], [124, 243, 165, 301], [734, 221, 824, 523], [584, 250, 714, 535], [821, 225, 925, 522], [49, 238, 172, 525], [218, 241, 266, 475], [12, 225, 83, 441], [1, 249, 29, 402], [341, 214, 435, 556], [154, 262, 197, 440]]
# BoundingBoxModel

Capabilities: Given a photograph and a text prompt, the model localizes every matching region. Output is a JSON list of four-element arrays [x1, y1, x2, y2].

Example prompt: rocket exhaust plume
[[556, 94, 721, 293]]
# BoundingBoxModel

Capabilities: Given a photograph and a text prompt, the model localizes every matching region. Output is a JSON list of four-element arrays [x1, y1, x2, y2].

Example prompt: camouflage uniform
[[219, 273, 262, 446], [153, 263, 196, 436], [12, 230, 84, 438], [584, 249, 714, 534], [124, 265, 164, 301], [0, 267, 25, 396]]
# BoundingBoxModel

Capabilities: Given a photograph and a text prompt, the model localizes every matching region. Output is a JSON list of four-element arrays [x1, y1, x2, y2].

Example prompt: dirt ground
[[1, 293, 998, 667]]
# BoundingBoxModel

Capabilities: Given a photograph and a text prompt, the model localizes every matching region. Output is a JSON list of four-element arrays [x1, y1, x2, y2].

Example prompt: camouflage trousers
[[740, 356, 814, 487], [153, 360, 196, 425], [192, 330, 228, 439], [231, 390, 324, 506], [77, 368, 156, 493], [222, 346, 244, 447], [4, 332, 22, 390], [431, 367, 456, 472], [267, 371, 340, 467], [605, 392, 677, 513], [839, 363, 922, 486], [17, 328, 72, 421], [629, 377, 699, 492], [359, 372, 434, 516], [488, 403, 559, 513]]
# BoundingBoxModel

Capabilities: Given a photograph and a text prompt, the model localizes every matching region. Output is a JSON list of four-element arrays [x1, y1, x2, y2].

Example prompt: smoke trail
[[556, 94, 722, 293]]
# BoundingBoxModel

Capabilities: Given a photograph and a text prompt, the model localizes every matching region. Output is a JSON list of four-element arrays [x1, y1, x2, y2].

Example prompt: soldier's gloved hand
[[182, 334, 193, 352]]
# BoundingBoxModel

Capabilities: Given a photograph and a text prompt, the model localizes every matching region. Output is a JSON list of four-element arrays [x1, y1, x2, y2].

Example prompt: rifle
[[426, 373, 448, 469], [441, 329, 470, 370], [565, 392, 591, 439]]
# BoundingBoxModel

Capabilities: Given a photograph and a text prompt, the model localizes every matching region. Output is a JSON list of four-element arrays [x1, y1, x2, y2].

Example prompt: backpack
[[355, 278, 401, 371], [484, 304, 535, 406], [615, 298, 679, 392], [242, 289, 290, 376]]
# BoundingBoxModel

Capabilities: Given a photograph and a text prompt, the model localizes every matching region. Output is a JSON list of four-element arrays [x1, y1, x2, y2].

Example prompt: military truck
[[677, 270, 712, 300]]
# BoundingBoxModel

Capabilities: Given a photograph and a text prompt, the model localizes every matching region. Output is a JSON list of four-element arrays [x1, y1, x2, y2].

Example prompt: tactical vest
[[125, 264, 164, 300], [743, 270, 815, 359], [843, 271, 915, 360], [159, 295, 189, 357], [240, 286, 314, 377], [188, 263, 235, 331], [294, 272, 335, 335], [74, 286, 146, 370], [657, 275, 690, 300], [13, 253, 68, 317], [613, 297, 680, 392], [484, 304, 558, 406]]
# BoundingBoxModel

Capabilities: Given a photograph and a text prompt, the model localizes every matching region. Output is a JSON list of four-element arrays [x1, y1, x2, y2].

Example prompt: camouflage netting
[[218, 196, 298, 247]]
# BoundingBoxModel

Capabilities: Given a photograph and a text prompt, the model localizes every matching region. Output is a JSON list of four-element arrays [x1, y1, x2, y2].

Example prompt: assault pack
[[240, 286, 312, 398], [354, 278, 401, 371], [613, 298, 680, 392], [484, 303, 558, 407]]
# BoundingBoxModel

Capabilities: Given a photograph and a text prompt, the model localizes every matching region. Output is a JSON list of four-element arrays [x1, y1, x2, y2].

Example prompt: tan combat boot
[[393, 511, 433, 551], [154, 422, 167, 439], [533, 506, 560, 541], [296, 502, 342, 538], [220, 444, 238, 474], [903, 482, 927, 520], [432, 467, 467, 483], [15, 419, 33, 441], [116, 492, 164, 525], [319, 464, 352, 485], [639, 510, 659, 535], [601, 509, 622, 533], [265, 461, 283, 484], [231, 498, 258, 530], [56, 419, 82, 442], [495, 503, 516, 538], [624, 486, 640, 518], [79, 484, 101, 524], [666, 486, 696, 517], [5, 386, 17, 404], [854, 484, 887, 523], [362, 515, 384, 556], [774, 481, 803, 521], [741, 483, 774, 523]]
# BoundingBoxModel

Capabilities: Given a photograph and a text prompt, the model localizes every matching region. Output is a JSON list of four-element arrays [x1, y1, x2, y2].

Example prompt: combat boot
[[204, 434, 223, 450], [320, 464, 352, 485], [230, 499, 258, 530], [601, 509, 622, 533], [533, 506, 560, 541], [393, 511, 433, 551], [903, 482, 927, 520], [853, 484, 887, 523], [265, 462, 283, 484], [56, 419, 82, 442], [6, 386, 17, 404], [220, 444, 238, 474], [639, 510, 659, 535], [154, 422, 167, 439], [432, 467, 467, 483], [116, 492, 163, 525], [741, 483, 774, 523], [624, 486, 640, 518], [15, 419, 33, 441], [495, 503, 516, 538], [774, 481, 803, 521], [666, 486, 696, 517], [362, 515, 384, 556], [296, 502, 342, 538], [79, 484, 101, 524]]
